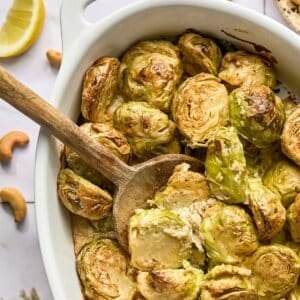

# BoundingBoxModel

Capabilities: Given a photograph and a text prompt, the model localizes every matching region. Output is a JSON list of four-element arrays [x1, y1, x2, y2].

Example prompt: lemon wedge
[[0, 0, 45, 58]]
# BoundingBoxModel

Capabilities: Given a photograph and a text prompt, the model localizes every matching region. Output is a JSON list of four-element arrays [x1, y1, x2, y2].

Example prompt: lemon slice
[[0, 0, 45, 57]]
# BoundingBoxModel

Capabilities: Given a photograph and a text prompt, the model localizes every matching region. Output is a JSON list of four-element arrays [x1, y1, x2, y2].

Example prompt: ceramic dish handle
[[60, 0, 95, 53]]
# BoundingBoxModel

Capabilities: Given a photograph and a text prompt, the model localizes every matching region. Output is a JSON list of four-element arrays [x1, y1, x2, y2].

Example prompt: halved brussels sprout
[[137, 265, 204, 300], [200, 205, 258, 265], [288, 284, 300, 300], [81, 56, 120, 123], [65, 122, 131, 187], [114, 102, 176, 159], [201, 265, 257, 300], [247, 176, 286, 242], [120, 40, 182, 112], [178, 32, 222, 76], [151, 163, 210, 210], [229, 85, 285, 148], [281, 107, 300, 166], [77, 238, 136, 299], [129, 209, 192, 270], [172, 73, 229, 147], [218, 50, 276, 88], [57, 168, 112, 221], [205, 126, 248, 204], [263, 159, 300, 207], [243, 245, 300, 299], [287, 194, 300, 243]]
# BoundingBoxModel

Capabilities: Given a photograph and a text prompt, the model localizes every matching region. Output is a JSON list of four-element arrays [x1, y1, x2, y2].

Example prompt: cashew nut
[[0, 131, 29, 161], [0, 187, 27, 223], [46, 49, 62, 68]]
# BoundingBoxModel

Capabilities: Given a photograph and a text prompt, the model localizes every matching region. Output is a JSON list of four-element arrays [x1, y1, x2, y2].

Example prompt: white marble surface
[[0, 0, 294, 299]]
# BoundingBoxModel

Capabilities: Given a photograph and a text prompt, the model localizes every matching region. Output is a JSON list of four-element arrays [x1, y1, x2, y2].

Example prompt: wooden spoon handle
[[0, 66, 133, 186]]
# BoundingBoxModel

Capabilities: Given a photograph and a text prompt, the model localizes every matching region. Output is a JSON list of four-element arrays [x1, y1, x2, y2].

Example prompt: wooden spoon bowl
[[0, 66, 201, 250]]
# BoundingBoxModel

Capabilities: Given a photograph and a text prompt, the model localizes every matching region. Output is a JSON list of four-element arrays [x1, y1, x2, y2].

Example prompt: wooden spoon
[[0, 66, 202, 250]]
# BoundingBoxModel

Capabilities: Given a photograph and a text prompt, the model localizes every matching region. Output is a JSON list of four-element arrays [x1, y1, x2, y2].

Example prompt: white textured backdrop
[[0, 0, 292, 299]]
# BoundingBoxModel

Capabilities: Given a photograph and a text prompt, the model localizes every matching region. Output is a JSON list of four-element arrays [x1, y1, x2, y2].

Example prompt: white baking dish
[[35, 0, 300, 299]]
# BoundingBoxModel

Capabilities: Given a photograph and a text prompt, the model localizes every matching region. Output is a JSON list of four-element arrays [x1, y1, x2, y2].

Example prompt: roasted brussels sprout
[[218, 50, 276, 88], [81, 56, 120, 123], [77, 239, 136, 299], [65, 122, 131, 187], [247, 176, 286, 242], [151, 163, 210, 210], [200, 205, 258, 265], [114, 102, 176, 159], [201, 265, 257, 300], [57, 168, 112, 221], [137, 265, 204, 300], [172, 73, 229, 147], [229, 85, 285, 148], [263, 159, 300, 207], [287, 194, 300, 242], [205, 126, 248, 204], [129, 209, 192, 270], [178, 32, 222, 76], [243, 245, 300, 299], [120, 40, 182, 112], [281, 107, 300, 166]]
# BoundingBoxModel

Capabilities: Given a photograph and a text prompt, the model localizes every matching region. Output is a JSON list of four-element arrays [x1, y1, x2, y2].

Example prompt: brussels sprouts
[[281, 107, 300, 166], [172, 73, 229, 147], [263, 159, 300, 207], [287, 194, 300, 243], [178, 32, 222, 76], [65, 122, 131, 187], [247, 176, 286, 242], [201, 265, 257, 300], [120, 40, 182, 112], [243, 245, 300, 299], [129, 209, 193, 270], [137, 265, 204, 300], [229, 85, 285, 148], [57, 168, 112, 221], [151, 163, 210, 210], [77, 239, 136, 299], [205, 126, 248, 204], [81, 56, 120, 123], [218, 50, 276, 88], [200, 205, 258, 265], [288, 284, 300, 300], [114, 102, 176, 159]]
